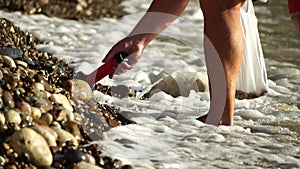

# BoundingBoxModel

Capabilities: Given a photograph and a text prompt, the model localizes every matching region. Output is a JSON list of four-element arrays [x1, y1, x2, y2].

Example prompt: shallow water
[[1, 0, 299, 168]]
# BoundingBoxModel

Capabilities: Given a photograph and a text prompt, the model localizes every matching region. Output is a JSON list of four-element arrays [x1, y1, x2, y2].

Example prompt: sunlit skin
[[288, 0, 300, 31], [102, 0, 246, 126]]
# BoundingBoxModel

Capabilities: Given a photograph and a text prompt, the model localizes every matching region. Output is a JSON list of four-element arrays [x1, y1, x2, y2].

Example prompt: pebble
[[40, 113, 53, 124], [3, 55, 17, 68], [149, 72, 208, 97], [32, 125, 58, 147], [16, 101, 32, 115], [5, 109, 22, 125], [0, 18, 130, 169], [2, 90, 15, 108], [9, 127, 53, 167], [64, 79, 93, 101], [64, 149, 89, 164], [31, 107, 42, 119], [15, 60, 28, 68], [121, 165, 134, 169], [33, 97, 53, 113], [0, 113, 5, 125], [50, 94, 73, 113], [74, 162, 104, 169], [51, 126, 78, 147], [0, 155, 5, 166], [62, 121, 82, 141]]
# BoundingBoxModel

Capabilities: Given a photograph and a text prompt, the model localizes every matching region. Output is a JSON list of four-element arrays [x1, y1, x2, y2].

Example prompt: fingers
[[114, 61, 134, 75], [102, 39, 145, 79]]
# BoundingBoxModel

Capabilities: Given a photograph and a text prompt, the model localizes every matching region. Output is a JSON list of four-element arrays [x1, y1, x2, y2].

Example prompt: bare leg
[[198, 0, 246, 126]]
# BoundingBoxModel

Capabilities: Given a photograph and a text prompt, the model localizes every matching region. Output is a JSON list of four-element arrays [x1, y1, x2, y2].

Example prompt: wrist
[[126, 33, 156, 47]]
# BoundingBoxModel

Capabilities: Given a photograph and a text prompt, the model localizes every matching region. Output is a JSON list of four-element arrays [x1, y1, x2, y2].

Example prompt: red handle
[[85, 52, 129, 86]]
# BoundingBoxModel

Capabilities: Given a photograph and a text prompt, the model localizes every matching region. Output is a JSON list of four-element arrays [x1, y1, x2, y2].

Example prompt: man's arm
[[127, 0, 190, 45], [102, 0, 189, 73]]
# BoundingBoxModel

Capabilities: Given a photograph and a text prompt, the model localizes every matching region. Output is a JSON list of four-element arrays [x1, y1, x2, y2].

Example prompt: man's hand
[[102, 36, 145, 78]]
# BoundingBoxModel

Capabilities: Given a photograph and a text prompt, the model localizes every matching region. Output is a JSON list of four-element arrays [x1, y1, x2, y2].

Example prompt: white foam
[[1, 0, 299, 168]]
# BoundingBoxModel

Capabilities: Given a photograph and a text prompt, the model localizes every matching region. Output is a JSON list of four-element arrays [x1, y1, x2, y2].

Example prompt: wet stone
[[31, 107, 42, 119], [74, 162, 104, 169], [2, 90, 15, 108], [62, 121, 82, 141], [40, 113, 53, 125], [0, 113, 5, 125], [50, 94, 73, 113], [16, 101, 32, 115], [64, 149, 89, 164], [52, 126, 78, 147], [32, 125, 58, 147], [32, 97, 53, 113], [121, 165, 134, 169], [0, 155, 5, 166], [9, 127, 53, 167], [64, 79, 93, 101], [0, 18, 130, 169], [3, 55, 17, 68], [5, 109, 22, 125]]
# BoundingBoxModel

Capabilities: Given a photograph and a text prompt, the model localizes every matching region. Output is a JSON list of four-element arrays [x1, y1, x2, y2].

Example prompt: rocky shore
[[0, 18, 134, 169], [0, 0, 126, 21]]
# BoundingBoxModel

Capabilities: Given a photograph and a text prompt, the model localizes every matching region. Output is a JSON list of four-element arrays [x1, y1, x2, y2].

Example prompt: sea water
[[1, 0, 299, 168]]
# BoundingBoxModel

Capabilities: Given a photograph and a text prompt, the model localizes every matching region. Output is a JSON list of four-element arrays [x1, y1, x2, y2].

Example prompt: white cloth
[[237, 0, 268, 94]]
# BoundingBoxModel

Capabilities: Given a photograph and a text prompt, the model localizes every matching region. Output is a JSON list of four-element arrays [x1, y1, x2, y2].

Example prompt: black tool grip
[[115, 52, 129, 63]]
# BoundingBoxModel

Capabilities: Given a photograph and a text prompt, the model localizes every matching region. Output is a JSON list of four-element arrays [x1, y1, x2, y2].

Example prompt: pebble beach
[[0, 0, 300, 169]]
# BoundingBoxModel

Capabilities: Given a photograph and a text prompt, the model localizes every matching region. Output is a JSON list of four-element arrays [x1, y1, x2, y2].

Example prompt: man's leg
[[198, 0, 246, 126]]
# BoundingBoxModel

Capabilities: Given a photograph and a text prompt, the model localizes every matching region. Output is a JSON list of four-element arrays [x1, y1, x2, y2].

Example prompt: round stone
[[50, 94, 73, 113], [5, 109, 22, 125], [51, 127, 78, 147], [2, 90, 15, 108], [64, 79, 93, 101], [9, 127, 53, 167], [32, 125, 57, 147], [3, 55, 17, 68], [31, 107, 42, 119], [64, 149, 89, 164], [0, 113, 5, 126], [40, 113, 53, 125], [16, 101, 32, 115]]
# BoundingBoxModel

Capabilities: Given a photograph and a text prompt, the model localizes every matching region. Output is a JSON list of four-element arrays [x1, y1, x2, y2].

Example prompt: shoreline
[[0, 17, 134, 168], [0, 0, 127, 21]]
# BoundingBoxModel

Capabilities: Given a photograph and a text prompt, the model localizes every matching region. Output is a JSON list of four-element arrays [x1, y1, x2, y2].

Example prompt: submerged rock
[[148, 71, 208, 97], [64, 79, 93, 101]]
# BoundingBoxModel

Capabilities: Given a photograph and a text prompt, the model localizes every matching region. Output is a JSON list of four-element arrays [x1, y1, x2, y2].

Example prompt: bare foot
[[196, 114, 223, 125]]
